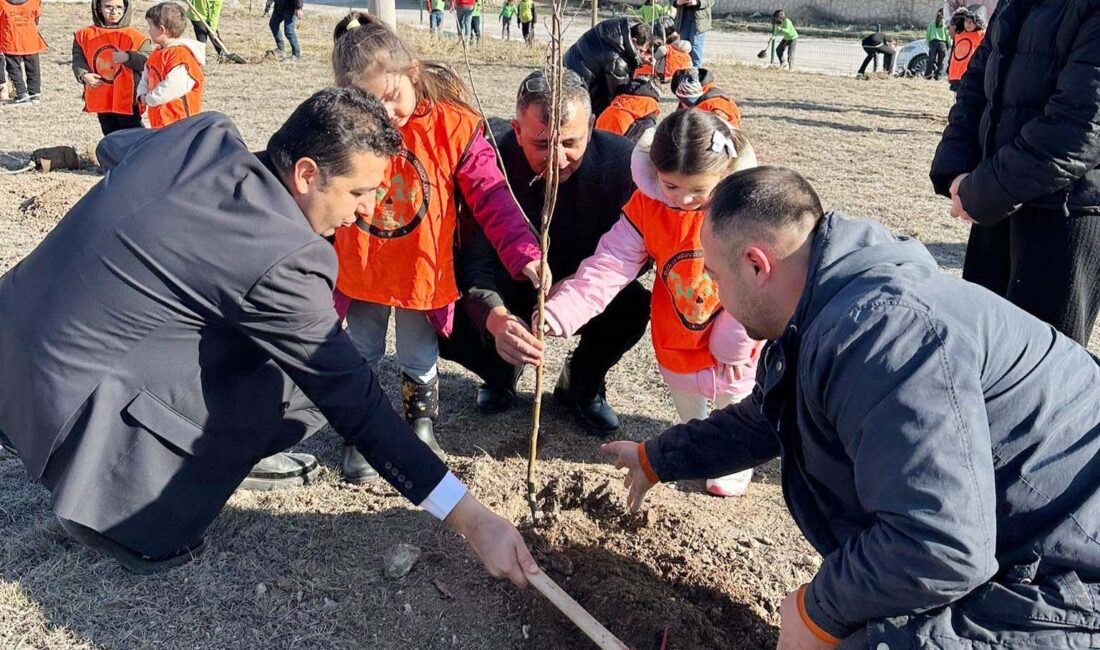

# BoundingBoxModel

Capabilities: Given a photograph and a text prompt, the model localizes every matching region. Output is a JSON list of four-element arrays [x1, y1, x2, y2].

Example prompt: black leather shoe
[[412, 418, 446, 458], [476, 382, 516, 414], [342, 445, 379, 484], [240, 452, 321, 491], [58, 517, 206, 575], [553, 362, 621, 436]]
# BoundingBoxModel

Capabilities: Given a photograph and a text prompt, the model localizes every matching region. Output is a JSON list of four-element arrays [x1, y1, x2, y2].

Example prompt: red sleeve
[[454, 130, 542, 280]]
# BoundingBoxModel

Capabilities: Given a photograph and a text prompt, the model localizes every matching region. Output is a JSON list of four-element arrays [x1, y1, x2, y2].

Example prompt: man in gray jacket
[[0, 88, 539, 586], [605, 166, 1100, 647]]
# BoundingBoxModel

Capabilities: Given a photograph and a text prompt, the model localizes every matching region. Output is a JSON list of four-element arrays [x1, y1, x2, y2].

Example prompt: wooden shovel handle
[[528, 570, 630, 650]]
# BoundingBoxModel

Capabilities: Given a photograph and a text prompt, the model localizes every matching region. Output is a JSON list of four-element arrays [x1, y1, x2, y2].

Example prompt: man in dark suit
[[438, 69, 649, 435], [0, 87, 539, 584]]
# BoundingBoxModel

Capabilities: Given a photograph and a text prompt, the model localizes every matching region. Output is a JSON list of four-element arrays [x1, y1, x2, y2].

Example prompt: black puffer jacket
[[930, 0, 1100, 224], [563, 17, 644, 115]]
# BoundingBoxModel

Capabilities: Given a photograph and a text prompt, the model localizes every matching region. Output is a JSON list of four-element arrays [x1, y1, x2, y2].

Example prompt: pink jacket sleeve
[[455, 131, 542, 280], [542, 215, 649, 337], [709, 310, 762, 394]]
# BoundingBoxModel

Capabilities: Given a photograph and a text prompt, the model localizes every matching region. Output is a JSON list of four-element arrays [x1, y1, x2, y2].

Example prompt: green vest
[[518, 0, 534, 22], [472, 0, 481, 17], [500, 3, 517, 18], [431, 0, 444, 11], [634, 3, 667, 24]]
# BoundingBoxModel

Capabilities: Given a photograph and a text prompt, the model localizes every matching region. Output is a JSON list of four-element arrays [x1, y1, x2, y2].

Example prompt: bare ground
[[1, 4, 1096, 650]]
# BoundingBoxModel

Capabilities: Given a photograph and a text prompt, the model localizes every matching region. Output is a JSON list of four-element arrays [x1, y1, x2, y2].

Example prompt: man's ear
[[290, 157, 321, 197], [511, 118, 522, 140], [745, 246, 773, 285], [588, 113, 596, 133]]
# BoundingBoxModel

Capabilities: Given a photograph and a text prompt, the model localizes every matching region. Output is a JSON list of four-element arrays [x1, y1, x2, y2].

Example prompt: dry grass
[[1, 3, 1096, 650]]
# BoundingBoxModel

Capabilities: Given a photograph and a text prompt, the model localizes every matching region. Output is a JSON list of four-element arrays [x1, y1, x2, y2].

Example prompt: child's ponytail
[[650, 109, 755, 177], [332, 12, 475, 114]]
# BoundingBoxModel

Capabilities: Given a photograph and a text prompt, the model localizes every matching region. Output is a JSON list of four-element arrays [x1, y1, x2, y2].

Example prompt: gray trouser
[[344, 300, 439, 383]]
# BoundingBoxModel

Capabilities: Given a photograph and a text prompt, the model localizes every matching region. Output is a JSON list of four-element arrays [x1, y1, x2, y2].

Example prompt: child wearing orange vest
[[73, 0, 153, 135], [594, 75, 660, 143], [654, 30, 692, 83], [331, 13, 543, 480], [543, 110, 763, 497], [137, 2, 205, 128], [0, 0, 48, 105], [671, 67, 742, 128], [948, 7, 985, 92]]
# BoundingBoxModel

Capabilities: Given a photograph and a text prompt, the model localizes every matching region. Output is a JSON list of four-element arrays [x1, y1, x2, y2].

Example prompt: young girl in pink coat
[[543, 110, 762, 497]]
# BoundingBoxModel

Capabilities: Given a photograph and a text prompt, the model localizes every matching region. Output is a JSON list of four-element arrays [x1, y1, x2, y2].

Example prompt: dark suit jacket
[[0, 114, 447, 553]]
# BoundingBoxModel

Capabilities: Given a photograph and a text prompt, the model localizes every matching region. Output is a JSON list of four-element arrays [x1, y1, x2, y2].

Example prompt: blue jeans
[[269, 13, 301, 58], [678, 12, 706, 67], [429, 9, 443, 33], [457, 7, 474, 41]]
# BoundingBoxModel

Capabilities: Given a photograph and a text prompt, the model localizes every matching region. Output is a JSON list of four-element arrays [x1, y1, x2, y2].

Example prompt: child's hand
[[83, 73, 104, 88], [521, 259, 552, 290], [601, 441, 658, 512], [295, 8, 303, 18], [111, 51, 130, 64]]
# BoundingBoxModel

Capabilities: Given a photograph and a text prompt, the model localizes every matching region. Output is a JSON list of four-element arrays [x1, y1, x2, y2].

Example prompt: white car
[[895, 39, 931, 77]]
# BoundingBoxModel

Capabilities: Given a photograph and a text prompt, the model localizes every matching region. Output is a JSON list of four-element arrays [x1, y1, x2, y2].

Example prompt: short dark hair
[[629, 20, 653, 48], [516, 69, 592, 121], [707, 166, 824, 244], [145, 2, 188, 37], [267, 87, 402, 183]]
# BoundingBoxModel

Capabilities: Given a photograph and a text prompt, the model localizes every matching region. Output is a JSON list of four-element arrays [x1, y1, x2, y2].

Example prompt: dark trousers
[[97, 111, 144, 136], [963, 207, 1100, 346], [439, 280, 651, 399], [521, 20, 534, 42], [926, 40, 948, 79], [0, 53, 6, 84], [776, 38, 797, 67], [471, 15, 481, 42], [191, 20, 227, 56], [859, 43, 896, 74], [5, 53, 41, 97]]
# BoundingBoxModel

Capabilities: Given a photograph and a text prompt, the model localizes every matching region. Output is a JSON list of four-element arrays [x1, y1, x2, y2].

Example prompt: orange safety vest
[[145, 44, 204, 128], [74, 26, 145, 115], [633, 62, 654, 78], [661, 46, 692, 82], [948, 30, 985, 83], [595, 93, 659, 137], [334, 100, 483, 310], [623, 191, 722, 374], [692, 84, 742, 128], [0, 0, 47, 55]]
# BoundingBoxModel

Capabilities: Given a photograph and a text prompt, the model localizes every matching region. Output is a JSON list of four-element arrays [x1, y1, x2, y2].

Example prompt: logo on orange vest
[[356, 148, 430, 239], [93, 44, 124, 82], [662, 250, 722, 331], [952, 39, 974, 62]]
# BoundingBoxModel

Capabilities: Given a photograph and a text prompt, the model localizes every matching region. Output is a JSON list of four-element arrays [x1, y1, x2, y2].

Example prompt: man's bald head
[[701, 167, 823, 341], [707, 166, 824, 256]]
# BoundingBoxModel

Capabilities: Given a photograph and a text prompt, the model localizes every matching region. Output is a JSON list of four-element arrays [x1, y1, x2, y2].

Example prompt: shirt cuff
[[418, 471, 468, 520]]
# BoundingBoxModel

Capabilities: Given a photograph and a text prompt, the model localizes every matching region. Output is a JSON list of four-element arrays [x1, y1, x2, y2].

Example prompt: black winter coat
[[930, 0, 1100, 224], [563, 18, 644, 115]]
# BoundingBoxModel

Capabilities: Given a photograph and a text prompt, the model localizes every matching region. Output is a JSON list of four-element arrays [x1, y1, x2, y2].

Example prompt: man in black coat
[[563, 17, 653, 116], [0, 88, 539, 584], [438, 70, 649, 435], [930, 0, 1100, 347]]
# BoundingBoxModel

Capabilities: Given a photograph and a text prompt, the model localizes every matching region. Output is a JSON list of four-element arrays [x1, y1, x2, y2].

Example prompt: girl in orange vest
[[654, 30, 692, 83], [948, 8, 985, 92], [73, 0, 152, 135], [543, 110, 763, 497], [136, 2, 205, 128], [672, 67, 742, 128], [330, 13, 543, 479], [0, 0, 48, 105], [594, 75, 660, 143]]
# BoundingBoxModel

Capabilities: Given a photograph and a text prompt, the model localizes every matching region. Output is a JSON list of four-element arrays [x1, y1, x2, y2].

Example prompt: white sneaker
[[706, 469, 753, 497]]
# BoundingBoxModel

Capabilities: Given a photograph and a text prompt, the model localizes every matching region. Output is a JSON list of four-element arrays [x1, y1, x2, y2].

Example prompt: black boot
[[403, 373, 445, 458], [553, 355, 621, 436], [342, 444, 379, 484], [476, 365, 521, 414]]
